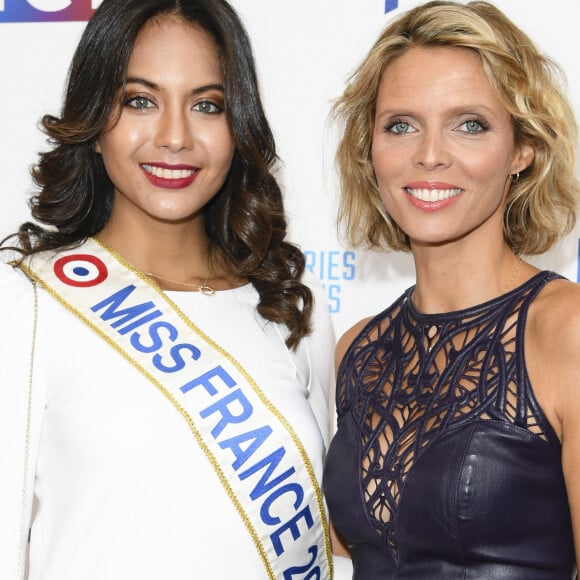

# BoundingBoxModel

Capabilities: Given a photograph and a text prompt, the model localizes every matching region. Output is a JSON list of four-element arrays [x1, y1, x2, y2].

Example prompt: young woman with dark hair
[[0, 1, 335, 578]]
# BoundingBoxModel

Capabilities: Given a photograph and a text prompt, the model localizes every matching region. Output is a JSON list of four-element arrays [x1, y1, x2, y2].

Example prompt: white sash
[[20, 238, 333, 580]]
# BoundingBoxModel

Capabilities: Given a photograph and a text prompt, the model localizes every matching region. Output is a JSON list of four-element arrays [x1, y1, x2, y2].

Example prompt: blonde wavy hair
[[335, 0, 579, 254]]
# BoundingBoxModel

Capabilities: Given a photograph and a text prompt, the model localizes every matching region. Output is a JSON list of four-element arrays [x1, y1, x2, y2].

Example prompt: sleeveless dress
[[323, 271, 576, 579]]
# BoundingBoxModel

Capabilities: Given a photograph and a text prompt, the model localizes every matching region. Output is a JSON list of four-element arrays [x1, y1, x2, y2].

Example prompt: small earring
[[510, 172, 520, 182]]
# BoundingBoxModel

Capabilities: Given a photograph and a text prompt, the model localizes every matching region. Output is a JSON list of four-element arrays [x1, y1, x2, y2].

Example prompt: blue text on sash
[[90, 284, 322, 574]]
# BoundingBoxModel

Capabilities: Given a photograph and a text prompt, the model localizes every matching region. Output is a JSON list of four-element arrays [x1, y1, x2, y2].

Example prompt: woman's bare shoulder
[[334, 316, 374, 371]]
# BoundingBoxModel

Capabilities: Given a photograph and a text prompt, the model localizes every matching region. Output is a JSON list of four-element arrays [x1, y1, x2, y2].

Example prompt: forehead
[[377, 46, 503, 111], [128, 16, 221, 79]]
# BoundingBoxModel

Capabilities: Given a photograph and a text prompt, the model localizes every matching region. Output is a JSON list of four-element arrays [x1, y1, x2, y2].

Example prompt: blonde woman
[[323, 1, 580, 577]]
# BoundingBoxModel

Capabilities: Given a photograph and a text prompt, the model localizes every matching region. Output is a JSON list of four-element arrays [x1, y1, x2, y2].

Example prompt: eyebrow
[[125, 77, 225, 95], [375, 104, 497, 121]]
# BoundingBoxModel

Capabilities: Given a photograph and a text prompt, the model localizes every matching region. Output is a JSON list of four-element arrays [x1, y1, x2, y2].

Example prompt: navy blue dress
[[323, 271, 575, 579]]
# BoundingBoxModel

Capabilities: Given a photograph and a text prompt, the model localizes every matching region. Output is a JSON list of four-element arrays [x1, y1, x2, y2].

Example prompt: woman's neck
[[410, 242, 531, 314]]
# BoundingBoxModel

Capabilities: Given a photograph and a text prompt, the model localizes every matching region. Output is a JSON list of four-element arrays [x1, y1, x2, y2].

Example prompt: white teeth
[[406, 188, 462, 202], [142, 164, 195, 179]]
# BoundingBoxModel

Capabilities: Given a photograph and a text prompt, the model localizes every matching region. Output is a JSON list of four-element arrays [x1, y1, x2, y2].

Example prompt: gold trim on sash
[[19, 238, 333, 580]]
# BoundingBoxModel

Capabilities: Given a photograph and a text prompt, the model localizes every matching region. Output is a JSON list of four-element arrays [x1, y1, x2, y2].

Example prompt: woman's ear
[[512, 143, 534, 175]]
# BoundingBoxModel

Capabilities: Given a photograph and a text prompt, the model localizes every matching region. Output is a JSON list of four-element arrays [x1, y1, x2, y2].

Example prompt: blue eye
[[193, 100, 222, 114], [126, 96, 153, 110], [460, 119, 487, 133], [389, 121, 412, 134]]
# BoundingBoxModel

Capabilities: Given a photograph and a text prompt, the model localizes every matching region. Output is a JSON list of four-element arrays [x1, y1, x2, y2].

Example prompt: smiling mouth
[[405, 187, 462, 202], [142, 164, 198, 179]]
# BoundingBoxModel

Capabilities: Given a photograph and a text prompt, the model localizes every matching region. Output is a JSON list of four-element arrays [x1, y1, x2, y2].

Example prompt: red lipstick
[[141, 163, 199, 189]]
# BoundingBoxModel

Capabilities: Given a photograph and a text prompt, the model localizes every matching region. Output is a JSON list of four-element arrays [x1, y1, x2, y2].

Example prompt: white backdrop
[[0, 0, 578, 342], [1, 2, 578, 577]]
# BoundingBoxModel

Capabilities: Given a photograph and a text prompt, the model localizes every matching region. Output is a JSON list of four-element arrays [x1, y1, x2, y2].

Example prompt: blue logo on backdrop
[[304, 250, 356, 314], [385, 0, 399, 12], [0, 0, 100, 22]]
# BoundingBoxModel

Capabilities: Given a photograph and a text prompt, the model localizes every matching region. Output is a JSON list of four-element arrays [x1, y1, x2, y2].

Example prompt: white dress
[[0, 256, 335, 580]]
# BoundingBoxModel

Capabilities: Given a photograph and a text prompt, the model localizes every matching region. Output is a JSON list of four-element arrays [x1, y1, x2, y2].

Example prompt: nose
[[154, 105, 193, 152], [412, 129, 451, 171]]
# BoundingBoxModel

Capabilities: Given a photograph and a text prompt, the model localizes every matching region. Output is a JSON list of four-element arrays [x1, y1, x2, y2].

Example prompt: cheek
[[371, 142, 403, 191], [370, 139, 383, 176], [99, 123, 145, 158], [115, 124, 146, 151], [462, 154, 499, 177], [202, 128, 235, 170], [461, 139, 515, 177], [371, 152, 386, 189], [371, 133, 402, 169]]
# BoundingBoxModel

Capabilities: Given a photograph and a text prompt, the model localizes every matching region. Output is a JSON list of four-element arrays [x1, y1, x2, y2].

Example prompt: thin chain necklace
[[504, 255, 524, 293], [144, 271, 216, 296]]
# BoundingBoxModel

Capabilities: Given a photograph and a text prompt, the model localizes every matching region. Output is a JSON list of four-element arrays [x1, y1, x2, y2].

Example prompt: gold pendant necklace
[[144, 272, 216, 296]]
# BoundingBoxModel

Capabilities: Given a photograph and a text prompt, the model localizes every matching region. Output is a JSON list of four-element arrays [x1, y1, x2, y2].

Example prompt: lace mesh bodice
[[324, 272, 575, 579]]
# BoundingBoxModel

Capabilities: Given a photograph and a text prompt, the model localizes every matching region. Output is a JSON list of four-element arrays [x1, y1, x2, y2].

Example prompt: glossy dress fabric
[[324, 271, 576, 579]]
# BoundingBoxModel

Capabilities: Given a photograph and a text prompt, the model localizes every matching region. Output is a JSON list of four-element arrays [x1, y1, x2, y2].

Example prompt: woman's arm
[[301, 271, 337, 449], [527, 279, 580, 568], [327, 316, 372, 558], [0, 264, 43, 579]]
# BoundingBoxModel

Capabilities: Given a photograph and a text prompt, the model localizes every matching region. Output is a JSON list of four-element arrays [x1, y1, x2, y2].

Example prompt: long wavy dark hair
[[6, 0, 312, 348]]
